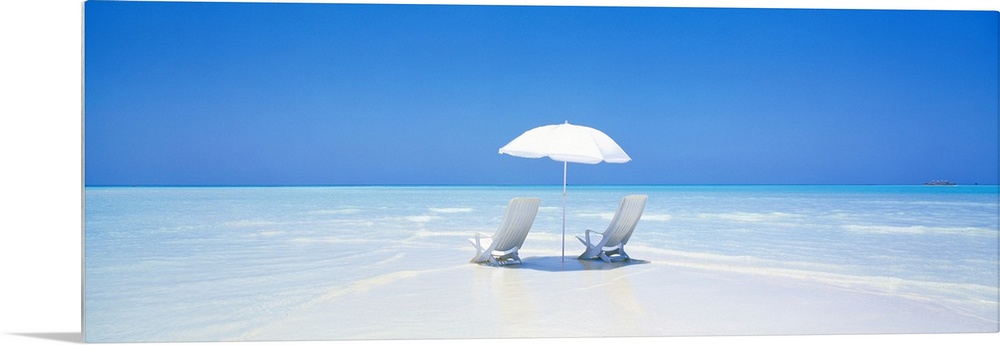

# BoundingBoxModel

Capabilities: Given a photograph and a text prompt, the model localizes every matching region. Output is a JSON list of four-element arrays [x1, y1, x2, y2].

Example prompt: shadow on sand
[[500, 256, 650, 272], [10, 332, 84, 343]]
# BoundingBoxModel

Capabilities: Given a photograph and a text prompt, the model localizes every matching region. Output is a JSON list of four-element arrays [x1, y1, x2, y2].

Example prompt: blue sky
[[83, 2, 998, 186]]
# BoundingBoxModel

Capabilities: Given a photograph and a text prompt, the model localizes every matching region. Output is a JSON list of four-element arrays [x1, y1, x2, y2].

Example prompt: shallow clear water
[[83, 185, 999, 341]]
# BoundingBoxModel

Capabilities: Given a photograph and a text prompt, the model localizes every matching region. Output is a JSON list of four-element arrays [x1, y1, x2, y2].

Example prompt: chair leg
[[599, 252, 611, 263], [597, 248, 630, 262]]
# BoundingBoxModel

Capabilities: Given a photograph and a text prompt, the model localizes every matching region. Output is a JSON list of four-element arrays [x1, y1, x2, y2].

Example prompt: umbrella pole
[[562, 161, 567, 262]]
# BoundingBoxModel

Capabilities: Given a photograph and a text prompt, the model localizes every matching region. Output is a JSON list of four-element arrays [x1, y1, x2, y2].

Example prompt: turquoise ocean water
[[83, 185, 999, 341]]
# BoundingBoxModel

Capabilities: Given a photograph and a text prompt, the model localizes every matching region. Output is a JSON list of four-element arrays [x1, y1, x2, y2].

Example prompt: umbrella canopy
[[498, 122, 631, 164], [498, 121, 631, 261]]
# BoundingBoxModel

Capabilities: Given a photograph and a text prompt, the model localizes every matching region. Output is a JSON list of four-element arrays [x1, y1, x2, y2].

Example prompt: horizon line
[[83, 182, 998, 188]]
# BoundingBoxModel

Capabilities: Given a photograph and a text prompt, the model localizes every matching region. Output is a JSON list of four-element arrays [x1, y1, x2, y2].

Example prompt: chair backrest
[[490, 197, 541, 252], [602, 195, 647, 247]]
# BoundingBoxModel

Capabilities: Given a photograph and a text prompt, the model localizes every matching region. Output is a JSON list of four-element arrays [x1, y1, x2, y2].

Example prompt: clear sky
[[83, 1, 998, 186]]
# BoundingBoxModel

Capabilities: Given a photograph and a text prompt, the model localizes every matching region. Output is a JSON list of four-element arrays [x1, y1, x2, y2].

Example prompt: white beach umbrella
[[499, 121, 631, 261]]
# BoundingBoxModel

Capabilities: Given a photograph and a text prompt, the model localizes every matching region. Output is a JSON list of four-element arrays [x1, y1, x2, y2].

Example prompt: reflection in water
[[471, 257, 652, 336]]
